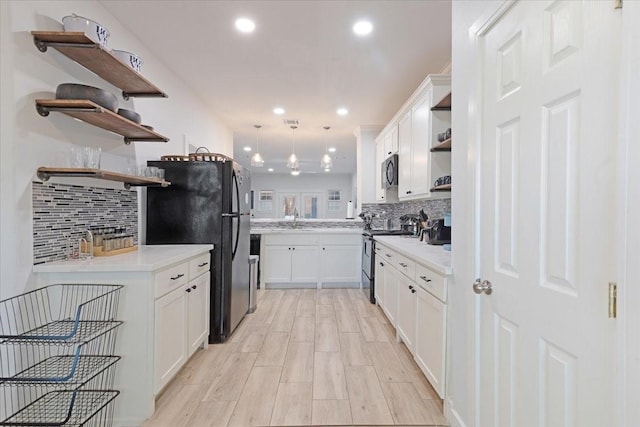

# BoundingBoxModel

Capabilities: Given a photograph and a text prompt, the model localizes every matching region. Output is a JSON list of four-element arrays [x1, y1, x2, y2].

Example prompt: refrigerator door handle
[[222, 213, 240, 218], [231, 170, 241, 261]]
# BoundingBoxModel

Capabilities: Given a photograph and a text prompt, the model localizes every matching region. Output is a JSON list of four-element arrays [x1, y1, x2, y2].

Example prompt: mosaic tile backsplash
[[32, 182, 138, 264], [361, 198, 451, 229]]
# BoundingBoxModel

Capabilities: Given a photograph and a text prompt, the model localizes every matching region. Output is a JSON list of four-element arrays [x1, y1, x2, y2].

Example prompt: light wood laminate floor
[[144, 288, 448, 427]]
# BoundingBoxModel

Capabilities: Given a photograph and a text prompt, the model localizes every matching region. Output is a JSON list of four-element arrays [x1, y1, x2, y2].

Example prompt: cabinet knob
[[409, 285, 414, 290], [411, 289, 416, 294], [379, 262, 384, 267], [185, 288, 192, 293], [406, 190, 412, 194], [192, 285, 197, 290], [323, 247, 325, 250]]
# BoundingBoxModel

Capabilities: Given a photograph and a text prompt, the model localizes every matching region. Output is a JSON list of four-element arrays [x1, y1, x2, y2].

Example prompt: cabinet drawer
[[395, 253, 416, 281], [415, 264, 447, 302], [378, 246, 395, 263], [189, 252, 211, 279], [318, 234, 362, 245], [155, 263, 189, 299], [264, 234, 319, 245]]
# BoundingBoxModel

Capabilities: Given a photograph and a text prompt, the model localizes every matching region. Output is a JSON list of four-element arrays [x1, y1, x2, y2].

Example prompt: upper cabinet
[[375, 125, 399, 203], [376, 74, 451, 201]]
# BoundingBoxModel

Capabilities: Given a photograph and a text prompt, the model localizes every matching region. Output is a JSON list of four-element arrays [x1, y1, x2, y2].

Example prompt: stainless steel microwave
[[382, 154, 399, 188]]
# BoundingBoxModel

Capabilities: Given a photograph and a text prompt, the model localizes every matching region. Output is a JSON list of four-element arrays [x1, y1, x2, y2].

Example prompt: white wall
[[0, 0, 233, 299], [355, 125, 382, 210], [251, 173, 353, 219], [449, 2, 503, 427]]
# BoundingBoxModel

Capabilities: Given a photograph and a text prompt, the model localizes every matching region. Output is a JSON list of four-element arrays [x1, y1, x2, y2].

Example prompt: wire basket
[[0, 390, 119, 426], [0, 284, 122, 344], [0, 285, 122, 426]]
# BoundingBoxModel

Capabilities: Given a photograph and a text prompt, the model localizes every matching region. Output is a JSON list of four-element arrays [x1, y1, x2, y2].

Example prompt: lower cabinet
[[262, 233, 361, 287], [396, 273, 417, 353], [187, 273, 210, 356], [374, 241, 448, 399], [415, 284, 446, 398]]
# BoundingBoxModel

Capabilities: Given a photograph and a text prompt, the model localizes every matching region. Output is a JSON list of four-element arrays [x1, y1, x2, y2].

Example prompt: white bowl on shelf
[[112, 50, 144, 73], [62, 14, 110, 48]]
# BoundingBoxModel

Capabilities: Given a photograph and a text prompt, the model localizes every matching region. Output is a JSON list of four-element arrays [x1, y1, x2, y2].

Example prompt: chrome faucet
[[292, 208, 299, 228], [79, 229, 94, 259]]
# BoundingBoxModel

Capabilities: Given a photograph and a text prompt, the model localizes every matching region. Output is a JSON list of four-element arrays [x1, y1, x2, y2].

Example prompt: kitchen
[[1, 1, 638, 427]]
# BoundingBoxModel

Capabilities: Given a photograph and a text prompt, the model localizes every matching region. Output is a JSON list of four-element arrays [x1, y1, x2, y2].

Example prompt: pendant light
[[320, 126, 333, 171], [250, 124, 264, 167], [286, 125, 299, 170]]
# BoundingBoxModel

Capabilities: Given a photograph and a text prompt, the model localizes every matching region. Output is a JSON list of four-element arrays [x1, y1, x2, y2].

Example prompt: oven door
[[361, 235, 375, 303]]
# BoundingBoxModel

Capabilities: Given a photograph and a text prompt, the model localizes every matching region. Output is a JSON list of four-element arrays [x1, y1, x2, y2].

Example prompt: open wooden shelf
[[431, 138, 451, 152], [35, 99, 169, 144], [431, 92, 451, 111], [37, 167, 171, 190], [430, 184, 451, 192], [32, 31, 168, 99]]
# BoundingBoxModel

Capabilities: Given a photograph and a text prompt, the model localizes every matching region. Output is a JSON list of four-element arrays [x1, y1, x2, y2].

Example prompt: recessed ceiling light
[[336, 107, 348, 116], [328, 147, 337, 153], [273, 107, 285, 115], [353, 20, 373, 36], [243, 146, 252, 152], [268, 168, 274, 172], [235, 18, 255, 33]]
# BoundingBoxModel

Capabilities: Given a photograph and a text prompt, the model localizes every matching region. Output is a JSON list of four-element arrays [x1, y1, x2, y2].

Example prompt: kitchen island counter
[[374, 235, 451, 275], [251, 227, 363, 235]]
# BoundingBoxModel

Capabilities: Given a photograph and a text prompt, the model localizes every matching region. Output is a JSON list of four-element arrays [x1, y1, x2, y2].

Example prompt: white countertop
[[251, 218, 363, 223], [33, 244, 213, 273], [374, 236, 452, 275], [252, 228, 363, 235]]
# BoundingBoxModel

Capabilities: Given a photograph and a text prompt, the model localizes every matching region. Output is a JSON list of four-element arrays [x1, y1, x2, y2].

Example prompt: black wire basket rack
[[0, 284, 123, 426]]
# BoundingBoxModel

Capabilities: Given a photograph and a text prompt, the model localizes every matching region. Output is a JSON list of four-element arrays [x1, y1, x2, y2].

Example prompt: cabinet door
[[291, 246, 318, 282], [321, 244, 361, 283], [383, 131, 393, 157], [390, 125, 399, 155], [415, 286, 446, 398], [410, 92, 431, 198], [187, 273, 209, 356], [384, 265, 398, 326], [396, 274, 416, 354], [374, 259, 386, 307], [375, 139, 385, 202], [155, 285, 188, 393], [398, 110, 412, 198], [264, 246, 293, 282]]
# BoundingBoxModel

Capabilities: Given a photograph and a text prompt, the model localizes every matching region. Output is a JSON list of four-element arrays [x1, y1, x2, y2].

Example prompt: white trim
[[617, 1, 640, 426], [445, 399, 469, 427], [439, 59, 452, 75]]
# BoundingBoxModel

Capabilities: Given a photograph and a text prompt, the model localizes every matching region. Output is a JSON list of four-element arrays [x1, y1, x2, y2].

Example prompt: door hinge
[[608, 282, 617, 318], [614, 0, 622, 9]]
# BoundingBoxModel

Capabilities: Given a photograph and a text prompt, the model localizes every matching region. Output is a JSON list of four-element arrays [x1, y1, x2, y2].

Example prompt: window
[[327, 190, 341, 212], [258, 190, 273, 213]]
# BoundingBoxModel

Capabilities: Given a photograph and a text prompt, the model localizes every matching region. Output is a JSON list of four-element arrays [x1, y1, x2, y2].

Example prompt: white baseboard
[[445, 398, 469, 427]]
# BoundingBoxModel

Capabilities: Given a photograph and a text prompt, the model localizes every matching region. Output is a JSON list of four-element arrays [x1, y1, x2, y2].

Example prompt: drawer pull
[[197, 262, 209, 267], [420, 276, 432, 283], [192, 285, 197, 290], [385, 254, 392, 258], [409, 285, 414, 290], [185, 288, 192, 293], [379, 262, 384, 267], [399, 262, 407, 268], [411, 289, 416, 294], [171, 273, 185, 281]]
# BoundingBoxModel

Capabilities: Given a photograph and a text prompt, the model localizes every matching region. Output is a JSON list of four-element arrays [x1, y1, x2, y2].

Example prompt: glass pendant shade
[[251, 124, 264, 167], [287, 125, 299, 170], [320, 126, 332, 171], [290, 166, 300, 176]]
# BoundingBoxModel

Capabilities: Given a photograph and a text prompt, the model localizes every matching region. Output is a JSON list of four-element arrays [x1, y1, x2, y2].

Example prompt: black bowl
[[117, 108, 141, 124], [141, 124, 154, 131], [56, 83, 117, 112]]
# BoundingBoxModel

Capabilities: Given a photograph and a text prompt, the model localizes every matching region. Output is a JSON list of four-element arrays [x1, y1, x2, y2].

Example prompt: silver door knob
[[473, 278, 493, 295]]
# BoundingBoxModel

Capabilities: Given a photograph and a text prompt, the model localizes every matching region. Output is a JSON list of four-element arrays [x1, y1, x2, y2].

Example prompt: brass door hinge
[[614, 0, 623, 9], [608, 282, 617, 318]]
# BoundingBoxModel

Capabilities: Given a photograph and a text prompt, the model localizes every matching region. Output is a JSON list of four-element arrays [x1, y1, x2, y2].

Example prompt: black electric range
[[361, 229, 412, 303]]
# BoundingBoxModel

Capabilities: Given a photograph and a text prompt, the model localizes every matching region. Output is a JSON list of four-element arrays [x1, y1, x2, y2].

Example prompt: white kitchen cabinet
[[383, 126, 399, 157], [383, 262, 398, 326], [415, 284, 447, 398], [291, 246, 319, 282], [396, 273, 416, 354], [375, 135, 398, 203], [398, 110, 412, 198], [321, 244, 361, 283], [374, 256, 386, 306], [408, 92, 431, 198], [262, 233, 361, 288], [33, 245, 213, 426], [154, 285, 188, 392], [187, 273, 210, 356]]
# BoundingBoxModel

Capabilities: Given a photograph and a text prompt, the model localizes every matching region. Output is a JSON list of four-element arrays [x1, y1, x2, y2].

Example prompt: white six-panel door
[[475, 1, 620, 426]]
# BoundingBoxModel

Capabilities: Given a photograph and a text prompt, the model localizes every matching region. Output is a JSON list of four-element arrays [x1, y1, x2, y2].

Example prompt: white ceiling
[[100, 0, 451, 174]]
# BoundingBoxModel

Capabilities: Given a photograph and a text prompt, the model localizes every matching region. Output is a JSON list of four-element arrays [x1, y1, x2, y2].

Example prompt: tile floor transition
[[143, 288, 448, 427]]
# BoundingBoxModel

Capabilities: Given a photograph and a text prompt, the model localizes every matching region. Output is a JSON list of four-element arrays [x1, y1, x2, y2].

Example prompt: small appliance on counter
[[424, 219, 451, 245], [399, 214, 421, 236]]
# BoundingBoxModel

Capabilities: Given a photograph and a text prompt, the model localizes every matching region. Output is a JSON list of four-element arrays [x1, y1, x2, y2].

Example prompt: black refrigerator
[[146, 158, 251, 343]]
